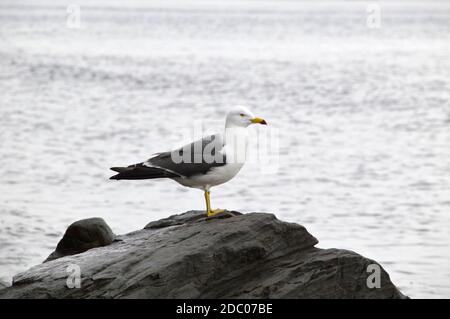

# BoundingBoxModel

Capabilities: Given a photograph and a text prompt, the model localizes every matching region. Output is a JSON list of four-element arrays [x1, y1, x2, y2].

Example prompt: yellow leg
[[204, 190, 211, 215], [204, 190, 225, 217]]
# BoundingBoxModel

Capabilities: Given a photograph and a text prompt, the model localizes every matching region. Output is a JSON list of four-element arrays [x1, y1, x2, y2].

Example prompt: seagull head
[[225, 106, 267, 128]]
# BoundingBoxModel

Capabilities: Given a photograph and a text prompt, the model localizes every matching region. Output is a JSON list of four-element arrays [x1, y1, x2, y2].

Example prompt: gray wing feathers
[[146, 134, 226, 177], [110, 134, 226, 180]]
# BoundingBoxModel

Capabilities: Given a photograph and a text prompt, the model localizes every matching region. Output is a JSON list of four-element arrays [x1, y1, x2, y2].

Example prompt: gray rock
[[0, 280, 9, 290], [0, 211, 406, 299], [144, 210, 242, 229], [44, 217, 115, 262]]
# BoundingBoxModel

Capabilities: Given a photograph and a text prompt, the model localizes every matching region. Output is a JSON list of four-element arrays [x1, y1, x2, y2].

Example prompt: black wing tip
[[110, 167, 126, 180], [108, 164, 177, 180]]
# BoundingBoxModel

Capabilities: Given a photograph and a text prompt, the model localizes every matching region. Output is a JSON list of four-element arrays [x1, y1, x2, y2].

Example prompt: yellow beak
[[251, 117, 267, 125]]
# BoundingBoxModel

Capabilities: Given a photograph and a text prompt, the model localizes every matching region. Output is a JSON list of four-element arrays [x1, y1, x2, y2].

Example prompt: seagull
[[110, 106, 267, 217]]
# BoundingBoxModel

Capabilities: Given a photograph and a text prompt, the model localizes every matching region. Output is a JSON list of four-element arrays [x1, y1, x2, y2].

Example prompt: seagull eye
[[239, 113, 245, 117]]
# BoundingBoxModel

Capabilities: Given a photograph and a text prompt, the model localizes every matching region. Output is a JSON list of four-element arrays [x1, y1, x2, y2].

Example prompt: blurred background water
[[1, 0, 449, 298]]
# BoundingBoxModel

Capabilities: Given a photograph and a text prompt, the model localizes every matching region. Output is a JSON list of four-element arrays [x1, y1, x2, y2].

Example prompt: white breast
[[173, 162, 244, 190]]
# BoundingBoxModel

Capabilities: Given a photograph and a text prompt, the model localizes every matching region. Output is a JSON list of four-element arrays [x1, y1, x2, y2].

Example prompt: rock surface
[[0, 280, 8, 290], [44, 217, 115, 262], [0, 211, 406, 299]]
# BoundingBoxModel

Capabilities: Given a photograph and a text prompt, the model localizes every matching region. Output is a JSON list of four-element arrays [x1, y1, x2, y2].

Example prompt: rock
[[0, 280, 8, 290], [44, 217, 115, 262], [0, 211, 406, 299], [144, 210, 242, 229]]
